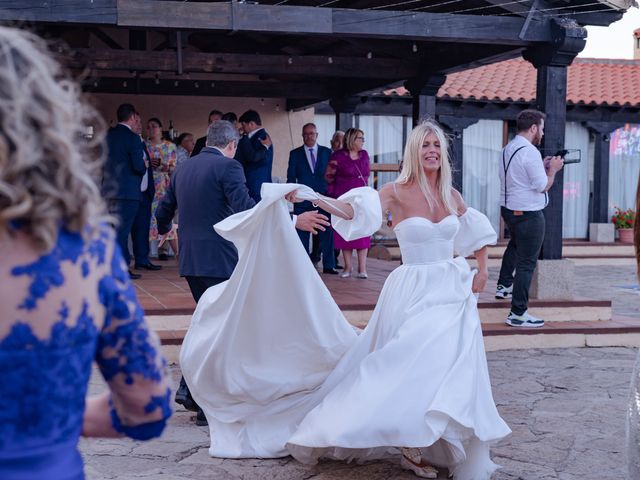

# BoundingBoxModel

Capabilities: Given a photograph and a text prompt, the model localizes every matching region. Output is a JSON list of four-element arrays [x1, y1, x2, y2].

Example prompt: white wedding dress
[[180, 183, 511, 479]]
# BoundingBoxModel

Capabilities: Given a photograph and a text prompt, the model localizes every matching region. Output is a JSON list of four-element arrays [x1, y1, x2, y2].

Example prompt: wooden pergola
[[2, 0, 635, 258]]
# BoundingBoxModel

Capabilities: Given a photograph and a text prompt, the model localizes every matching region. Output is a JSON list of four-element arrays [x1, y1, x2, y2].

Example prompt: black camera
[[553, 149, 581, 164]]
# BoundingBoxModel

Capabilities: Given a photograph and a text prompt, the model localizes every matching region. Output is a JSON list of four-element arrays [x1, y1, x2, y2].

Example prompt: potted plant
[[611, 206, 636, 243]]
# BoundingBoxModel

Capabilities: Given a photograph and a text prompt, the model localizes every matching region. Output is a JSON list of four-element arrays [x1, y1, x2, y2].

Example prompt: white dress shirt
[[498, 135, 548, 211]]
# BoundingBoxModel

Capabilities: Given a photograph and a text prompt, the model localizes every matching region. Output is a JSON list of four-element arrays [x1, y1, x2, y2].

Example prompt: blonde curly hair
[[0, 26, 107, 253]]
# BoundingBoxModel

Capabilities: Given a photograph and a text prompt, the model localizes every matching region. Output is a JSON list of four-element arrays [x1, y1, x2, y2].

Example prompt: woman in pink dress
[[325, 128, 371, 278]]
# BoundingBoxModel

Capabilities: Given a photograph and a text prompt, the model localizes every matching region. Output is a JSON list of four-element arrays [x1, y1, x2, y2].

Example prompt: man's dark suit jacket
[[191, 135, 206, 157], [234, 128, 273, 202], [286, 144, 331, 215], [155, 147, 256, 278], [101, 124, 146, 200], [141, 141, 155, 201]]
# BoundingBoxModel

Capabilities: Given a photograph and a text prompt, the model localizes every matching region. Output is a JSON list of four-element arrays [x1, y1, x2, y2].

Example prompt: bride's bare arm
[[285, 191, 354, 220]]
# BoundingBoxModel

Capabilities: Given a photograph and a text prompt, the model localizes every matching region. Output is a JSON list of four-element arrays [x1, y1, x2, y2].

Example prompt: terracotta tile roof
[[385, 57, 640, 108]]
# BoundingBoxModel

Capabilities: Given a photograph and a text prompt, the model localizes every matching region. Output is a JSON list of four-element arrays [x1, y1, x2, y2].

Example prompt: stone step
[[154, 315, 640, 362]]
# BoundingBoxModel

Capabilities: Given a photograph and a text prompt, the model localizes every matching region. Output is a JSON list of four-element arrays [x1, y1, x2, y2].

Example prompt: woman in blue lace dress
[[0, 27, 172, 480]]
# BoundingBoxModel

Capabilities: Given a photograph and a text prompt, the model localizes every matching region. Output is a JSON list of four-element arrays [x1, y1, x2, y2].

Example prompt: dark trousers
[[178, 275, 228, 410], [185, 276, 228, 303], [296, 208, 335, 269], [131, 193, 152, 266], [497, 207, 545, 316], [108, 199, 140, 266]]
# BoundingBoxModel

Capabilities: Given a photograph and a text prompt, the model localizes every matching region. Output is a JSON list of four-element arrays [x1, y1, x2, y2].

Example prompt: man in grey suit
[[156, 120, 328, 424]]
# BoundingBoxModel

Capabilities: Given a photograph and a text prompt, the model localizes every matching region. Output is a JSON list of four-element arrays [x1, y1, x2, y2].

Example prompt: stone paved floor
[[81, 346, 638, 480]]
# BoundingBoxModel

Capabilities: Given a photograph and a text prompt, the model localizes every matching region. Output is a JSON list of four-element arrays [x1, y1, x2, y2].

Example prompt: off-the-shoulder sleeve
[[331, 186, 382, 242], [454, 207, 497, 257], [97, 239, 172, 440]]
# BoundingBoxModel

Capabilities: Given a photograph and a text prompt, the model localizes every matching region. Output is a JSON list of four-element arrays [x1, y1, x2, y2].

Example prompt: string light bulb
[[174, 80, 179, 87], [367, 51, 372, 59], [154, 73, 160, 85], [328, 57, 333, 64], [275, 104, 280, 112], [195, 81, 199, 88], [412, 43, 418, 53], [288, 57, 293, 64]]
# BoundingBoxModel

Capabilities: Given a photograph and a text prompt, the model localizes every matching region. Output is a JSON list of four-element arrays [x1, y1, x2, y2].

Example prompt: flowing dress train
[[180, 184, 510, 479]]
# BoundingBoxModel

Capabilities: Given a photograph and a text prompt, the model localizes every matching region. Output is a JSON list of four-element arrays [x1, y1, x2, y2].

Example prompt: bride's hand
[[471, 270, 488, 294], [285, 190, 303, 203]]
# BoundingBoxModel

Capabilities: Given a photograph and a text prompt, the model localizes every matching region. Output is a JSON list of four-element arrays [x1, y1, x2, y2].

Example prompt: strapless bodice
[[393, 215, 459, 265]]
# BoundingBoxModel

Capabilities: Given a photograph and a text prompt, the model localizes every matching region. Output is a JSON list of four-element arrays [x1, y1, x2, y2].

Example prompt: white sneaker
[[506, 310, 544, 328], [495, 284, 513, 299]]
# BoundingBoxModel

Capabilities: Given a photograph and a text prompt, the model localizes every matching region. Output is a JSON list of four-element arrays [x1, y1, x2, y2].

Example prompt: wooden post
[[586, 122, 623, 223], [405, 74, 446, 128], [439, 116, 479, 193], [523, 18, 587, 260], [329, 97, 360, 133]]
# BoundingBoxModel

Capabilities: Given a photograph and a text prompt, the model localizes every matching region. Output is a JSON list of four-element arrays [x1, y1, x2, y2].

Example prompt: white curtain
[[462, 120, 503, 233], [609, 124, 640, 217], [357, 115, 404, 189], [562, 122, 590, 238], [314, 114, 337, 150]]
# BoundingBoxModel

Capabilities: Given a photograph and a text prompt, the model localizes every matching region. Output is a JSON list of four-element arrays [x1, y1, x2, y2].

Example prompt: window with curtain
[[314, 114, 337, 150], [562, 122, 590, 238], [609, 124, 640, 217], [357, 115, 405, 189], [462, 119, 504, 233]]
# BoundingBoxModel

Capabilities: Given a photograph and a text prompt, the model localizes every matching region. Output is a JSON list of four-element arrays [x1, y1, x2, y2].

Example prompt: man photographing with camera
[[496, 109, 564, 328]]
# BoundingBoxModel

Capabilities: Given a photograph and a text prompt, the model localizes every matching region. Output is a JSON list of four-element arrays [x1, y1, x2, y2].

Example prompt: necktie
[[309, 148, 317, 172]]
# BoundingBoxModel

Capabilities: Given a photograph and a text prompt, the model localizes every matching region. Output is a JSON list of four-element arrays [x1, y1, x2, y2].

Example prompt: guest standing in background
[[325, 128, 371, 278], [221, 112, 241, 134], [146, 118, 178, 260], [330, 130, 345, 153], [176, 132, 195, 166], [235, 110, 273, 202], [192, 110, 223, 157], [287, 123, 337, 274], [130, 113, 161, 272], [101, 104, 145, 279]]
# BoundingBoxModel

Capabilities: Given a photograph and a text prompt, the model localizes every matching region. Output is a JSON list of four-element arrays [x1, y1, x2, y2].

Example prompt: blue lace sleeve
[[97, 240, 172, 439]]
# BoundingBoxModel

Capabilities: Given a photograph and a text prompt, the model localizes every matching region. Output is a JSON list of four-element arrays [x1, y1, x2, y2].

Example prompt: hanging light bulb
[[123, 80, 127, 87], [275, 104, 280, 112], [328, 57, 333, 64], [412, 43, 418, 53], [174, 80, 179, 87], [195, 81, 199, 89], [260, 98, 265, 106], [367, 51, 372, 59], [155, 73, 160, 85], [288, 57, 293, 65], [210, 82, 215, 88]]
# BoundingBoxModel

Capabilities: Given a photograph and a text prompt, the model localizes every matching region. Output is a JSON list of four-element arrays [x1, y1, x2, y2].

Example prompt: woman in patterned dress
[[146, 118, 178, 259]]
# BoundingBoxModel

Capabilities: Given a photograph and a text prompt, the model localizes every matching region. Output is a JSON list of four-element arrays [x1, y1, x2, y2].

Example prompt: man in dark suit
[[156, 120, 329, 425], [287, 123, 337, 274], [191, 109, 223, 157], [234, 110, 272, 202], [101, 103, 146, 279], [130, 112, 161, 271]]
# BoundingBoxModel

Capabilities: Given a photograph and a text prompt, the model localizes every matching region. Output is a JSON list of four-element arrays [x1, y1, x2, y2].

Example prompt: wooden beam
[[67, 48, 417, 79], [84, 76, 332, 98], [114, 0, 553, 46], [0, 0, 116, 23]]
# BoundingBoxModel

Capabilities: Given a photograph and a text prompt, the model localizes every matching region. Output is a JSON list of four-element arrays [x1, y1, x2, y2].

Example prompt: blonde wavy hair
[[396, 120, 457, 214], [0, 26, 107, 253]]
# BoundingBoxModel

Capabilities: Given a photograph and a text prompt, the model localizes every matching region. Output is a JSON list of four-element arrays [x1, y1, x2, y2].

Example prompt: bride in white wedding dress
[[180, 121, 511, 479]]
